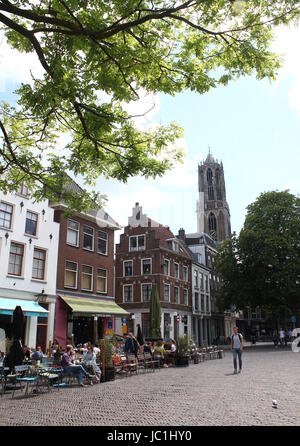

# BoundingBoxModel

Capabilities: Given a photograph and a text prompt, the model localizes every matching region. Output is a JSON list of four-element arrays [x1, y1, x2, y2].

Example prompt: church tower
[[196, 151, 231, 244]]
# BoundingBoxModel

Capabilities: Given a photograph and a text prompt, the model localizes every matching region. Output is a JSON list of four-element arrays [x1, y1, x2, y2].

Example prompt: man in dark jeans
[[62, 345, 93, 387], [124, 333, 135, 355]]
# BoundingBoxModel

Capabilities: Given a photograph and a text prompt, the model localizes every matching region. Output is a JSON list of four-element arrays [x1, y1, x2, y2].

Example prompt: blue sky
[[1, 24, 300, 239]]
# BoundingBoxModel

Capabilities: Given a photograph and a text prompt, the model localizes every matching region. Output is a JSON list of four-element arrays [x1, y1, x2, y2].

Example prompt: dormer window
[[172, 240, 179, 252]]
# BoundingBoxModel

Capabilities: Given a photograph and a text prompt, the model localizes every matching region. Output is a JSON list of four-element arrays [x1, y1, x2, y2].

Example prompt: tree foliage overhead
[[0, 1, 299, 209], [215, 191, 300, 316]]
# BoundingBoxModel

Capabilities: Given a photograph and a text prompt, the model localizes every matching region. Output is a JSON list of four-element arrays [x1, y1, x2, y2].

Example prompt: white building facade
[[0, 185, 59, 351], [191, 262, 211, 346]]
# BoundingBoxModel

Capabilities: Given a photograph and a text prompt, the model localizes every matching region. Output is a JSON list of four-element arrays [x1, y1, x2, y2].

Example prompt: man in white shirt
[[230, 326, 244, 374]]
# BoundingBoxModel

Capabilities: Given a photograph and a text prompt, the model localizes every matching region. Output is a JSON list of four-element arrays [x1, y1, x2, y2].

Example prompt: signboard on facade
[[291, 316, 296, 323]]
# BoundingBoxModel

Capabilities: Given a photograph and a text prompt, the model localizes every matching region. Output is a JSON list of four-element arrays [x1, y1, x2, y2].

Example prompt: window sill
[[7, 275, 24, 279], [98, 252, 108, 256], [66, 243, 79, 248], [31, 279, 47, 284], [24, 233, 38, 239], [83, 248, 94, 253], [64, 286, 78, 290], [0, 227, 13, 232]]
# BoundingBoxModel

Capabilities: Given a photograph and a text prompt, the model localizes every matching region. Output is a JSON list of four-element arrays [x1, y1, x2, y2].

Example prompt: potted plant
[[175, 335, 190, 367], [102, 338, 115, 382]]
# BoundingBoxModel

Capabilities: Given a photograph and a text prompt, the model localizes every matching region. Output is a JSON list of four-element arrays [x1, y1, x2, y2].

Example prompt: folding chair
[[12, 365, 39, 398]]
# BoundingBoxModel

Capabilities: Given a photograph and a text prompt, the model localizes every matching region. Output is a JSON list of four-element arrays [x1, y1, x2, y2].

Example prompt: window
[[195, 292, 199, 311], [17, 182, 28, 196], [207, 168, 214, 200], [215, 168, 222, 200], [209, 212, 217, 240], [194, 270, 199, 288], [32, 248, 46, 280], [142, 283, 152, 302], [0, 202, 13, 229], [164, 283, 170, 302], [65, 261, 78, 288], [124, 260, 133, 277], [98, 230, 108, 255], [174, 262, 179, 279], [83, 225, 94, 251], [206, 276, 209, 291], [66, 220, 79, 247], [97, 268, 107, 293], [82, 265, 93, 291], [184, 289, 188, 306], [8, 242, 24, 276], [206, 296, 210, 313], [174, 286, 179, 304], [142, 258, 152, 275], [201, 294, 205, 312], [201, 274, 204, 290], [123, 285, 133, 303], [163, 259, 170, 276], [25, 211, 38, 236], [183, 266, 188, 282], [129, 235, 145, 251], [172, 240, 179, 252]]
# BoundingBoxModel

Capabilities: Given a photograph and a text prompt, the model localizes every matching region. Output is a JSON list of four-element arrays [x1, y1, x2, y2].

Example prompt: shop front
[[0, 296, 49, 351], [55, 295, 129, 347]]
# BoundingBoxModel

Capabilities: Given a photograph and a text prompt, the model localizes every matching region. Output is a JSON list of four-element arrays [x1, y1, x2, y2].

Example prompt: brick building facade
[[115, 204, 192, 340]]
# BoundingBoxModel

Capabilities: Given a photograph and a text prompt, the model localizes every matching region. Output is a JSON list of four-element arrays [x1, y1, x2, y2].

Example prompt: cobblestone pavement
[[1, 346, 300, 426]]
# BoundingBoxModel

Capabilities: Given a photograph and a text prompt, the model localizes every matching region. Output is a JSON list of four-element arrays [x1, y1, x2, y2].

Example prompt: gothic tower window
[[218, 211, 225, 241], [207, 168, 214, 200], [215, 168, 222, 200], [208, 212, 217, 240]]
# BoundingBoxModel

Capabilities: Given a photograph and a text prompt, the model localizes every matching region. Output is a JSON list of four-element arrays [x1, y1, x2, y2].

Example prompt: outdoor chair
[[136, 354, 146, 374], [12, 365, 39, 398], [126, 354, 138, 376], [114, 355, 130, 378], [144, 352, 160, 372]]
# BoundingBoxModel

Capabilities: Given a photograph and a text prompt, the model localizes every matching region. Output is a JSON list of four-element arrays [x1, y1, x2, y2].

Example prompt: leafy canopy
[[0, 1, 299, 209], [215, 191, 300, 316]]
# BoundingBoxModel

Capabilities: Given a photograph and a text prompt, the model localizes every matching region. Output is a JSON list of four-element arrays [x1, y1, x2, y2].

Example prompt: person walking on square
[[231, 326, 244, 374]]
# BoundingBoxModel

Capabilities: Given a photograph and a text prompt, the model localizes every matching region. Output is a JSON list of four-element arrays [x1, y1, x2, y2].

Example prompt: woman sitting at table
[[153, 341, 167, 368], [83, 345, 101, 383]]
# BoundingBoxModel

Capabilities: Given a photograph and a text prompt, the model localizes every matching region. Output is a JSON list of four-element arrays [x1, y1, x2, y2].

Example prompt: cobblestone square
[[1, 346, 300, 426]]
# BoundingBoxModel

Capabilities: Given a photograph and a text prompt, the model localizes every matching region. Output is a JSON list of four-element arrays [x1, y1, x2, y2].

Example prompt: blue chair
[[12, 365, 39, 398]]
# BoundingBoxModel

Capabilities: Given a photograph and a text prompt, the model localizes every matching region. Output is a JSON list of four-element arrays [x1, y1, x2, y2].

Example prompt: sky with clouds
[[1, 21, 300, 242]]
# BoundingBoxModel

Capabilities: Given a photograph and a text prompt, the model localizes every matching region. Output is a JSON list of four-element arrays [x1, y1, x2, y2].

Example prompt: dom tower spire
[[197, 151, 231, 243]]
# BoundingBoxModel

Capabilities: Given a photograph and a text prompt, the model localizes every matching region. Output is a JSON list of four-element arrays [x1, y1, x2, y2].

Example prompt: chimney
[[178, 227, 185, 241]]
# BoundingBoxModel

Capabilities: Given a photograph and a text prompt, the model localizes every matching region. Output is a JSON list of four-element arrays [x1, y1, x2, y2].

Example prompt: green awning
[[59, 295, 128, 317]]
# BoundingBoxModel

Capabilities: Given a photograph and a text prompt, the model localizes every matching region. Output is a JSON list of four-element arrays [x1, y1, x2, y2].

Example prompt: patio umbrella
[[136, 324, 144, 346], [9, 306, 24, 370], [150, 284, 161, 340]]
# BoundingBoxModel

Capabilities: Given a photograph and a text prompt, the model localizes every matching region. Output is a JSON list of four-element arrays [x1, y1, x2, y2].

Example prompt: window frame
[[129, 235, 145, 252], [183, 266, 188, 282], [83, 224, 94, 252], [66, 219, 80, 247], [141, 258, 152, 275], [32, 247, 46, 280], [163, 258, 170, 276], [123, 260, 133, 277], [174, 262, 179, 279], [97, 230, 108, 256], [141, 283, 152, 303], [183, 288, 188, 306], [174, 286, 180, 304], [163, 283, 170, 302], [25, 210, 38, 237], [8, 241, 24, 277], [64, 260, 78, 289], [123, 284, 133, 303], [96, 268, 107, 294], [0, 201, 14, 230], [81, 264, 94, 291]]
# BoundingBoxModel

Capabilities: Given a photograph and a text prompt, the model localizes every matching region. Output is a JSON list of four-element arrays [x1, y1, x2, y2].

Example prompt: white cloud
[[273, 24, 300, 117], [0, 31, 44, 92]]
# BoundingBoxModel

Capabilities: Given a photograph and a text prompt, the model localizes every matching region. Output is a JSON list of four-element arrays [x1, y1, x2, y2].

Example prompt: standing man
[[231, 326, 244, 374]]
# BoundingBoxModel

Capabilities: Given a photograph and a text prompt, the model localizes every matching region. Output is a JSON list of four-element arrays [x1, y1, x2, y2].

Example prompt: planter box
[[101, 367, 115, 382], [175, 355, 189, 367]]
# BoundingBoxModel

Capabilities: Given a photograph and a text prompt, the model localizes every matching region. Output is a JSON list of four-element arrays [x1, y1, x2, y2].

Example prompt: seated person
[[153, 341, 167, 367], [23, 345, 31, 361], [83, 346, 101, 383], [62, 345, 93, 387], [31, 345, 43, 362], [143, 341, 152, 355]]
